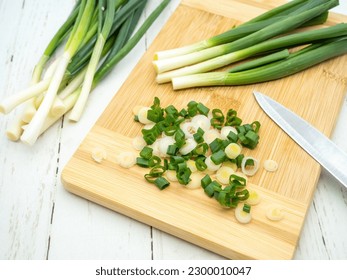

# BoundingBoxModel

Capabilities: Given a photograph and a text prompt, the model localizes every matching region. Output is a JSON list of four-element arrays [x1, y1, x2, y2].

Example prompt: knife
[[253, 90, 347, 188]]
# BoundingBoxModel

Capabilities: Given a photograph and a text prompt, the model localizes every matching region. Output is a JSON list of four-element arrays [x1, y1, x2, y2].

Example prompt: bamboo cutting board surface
[[61, 0, 347, 259]]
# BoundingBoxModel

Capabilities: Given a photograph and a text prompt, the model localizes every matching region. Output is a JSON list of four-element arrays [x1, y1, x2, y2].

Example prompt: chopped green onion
[[217, 191, 231, 207], [137, 157, 150, 168], [140, 146, 153, 160], [166, 144, 179, 156], [193, 127, 205, 143], [165, 105, 178, 116], [154, 177, 170, 190], [197, 102, 210, 116], [227, 131, 238, 143], [229, 174, 247, 187], [174, 128, 186, 148], [147, 107, 164, 123], [195, 157, 207, 171], [201, 174, 212, 189], [211, 150, 226, 165], [187, 101, 198, 117], [236, 189, 250, 201], [192, 143, 208, 156], [204, 181, 222, 198], [242, 203, 251, 213], [149, 156, 161, 167], [209, 138, 222, 153], [142, 125, 161, 145], [225, 109, 242, 126], [177, 167, 191, 185], [210, 109, 225, 129]]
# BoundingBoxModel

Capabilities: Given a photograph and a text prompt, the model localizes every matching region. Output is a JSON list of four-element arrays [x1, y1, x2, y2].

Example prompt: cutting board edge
[[61, 167, 298, 260], [61, 169, 248, 260]]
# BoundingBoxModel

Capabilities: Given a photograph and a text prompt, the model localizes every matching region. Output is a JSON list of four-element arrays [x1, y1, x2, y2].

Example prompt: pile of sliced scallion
[[152, 0, 347, 90], [126, 97, 262, 222], [0, 0, 171, 145]]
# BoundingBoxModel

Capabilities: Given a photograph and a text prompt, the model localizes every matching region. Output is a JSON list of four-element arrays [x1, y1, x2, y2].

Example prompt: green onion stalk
[[20, 0, 96, 145], [172, 37, 347, 90], [153, 0, 338, 76], [156, 22, 347, 83], [32, 0, 82, 83], [69, 0, 116, 122], [153, 0, 328, 60]]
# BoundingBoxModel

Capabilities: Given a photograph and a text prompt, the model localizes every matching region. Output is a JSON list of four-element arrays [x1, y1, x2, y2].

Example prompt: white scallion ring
[[241, 156, 259, 176]]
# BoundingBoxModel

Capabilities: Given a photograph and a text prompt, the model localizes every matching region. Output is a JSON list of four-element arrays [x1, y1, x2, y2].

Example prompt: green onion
[[227, 131, 238, 143], [93, 0, 171, 85], [153, 0, 324, 60], [176, 167, 191, 185], [1, 0, 172, 144], [154, 177, 170, 190], [70, 0, 116, 121], [32, 1, 82, 83], [20, 0, 96, 145], [193, 127, 205, 143], [165, 105, 179, 116], [140, 146, 153, 160], [211, 150, 226, 165], [209, 138, 222, 153], [174, 128, 186, 148], [196, 102, 210, 116], [210, 109, 225, 129], [166, 144, 178, 156], [204, 181, 222, 198], [225, 109, 242, 126], [187, 101, 198, 117], [172, 36, 347, 89], [236, 189, 250, 201], [229, 174, 247, 187], [156, 0, 339, 82], [149, 156, 161, 167], [201, 174, 212, 189], [228, 49, 290, 73], [217, 191, 231, 207], [142, 125, 161, 145], [242, 204, 251, 213], [195, 157, 207, 171], [137, 157, 150, 168]]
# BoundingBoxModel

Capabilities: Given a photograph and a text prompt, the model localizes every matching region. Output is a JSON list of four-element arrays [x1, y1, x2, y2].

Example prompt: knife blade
[[253, 90, 347, 188]]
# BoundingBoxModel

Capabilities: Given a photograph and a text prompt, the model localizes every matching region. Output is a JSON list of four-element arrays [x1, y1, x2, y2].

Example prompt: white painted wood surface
[[0, 0, 346, 260]]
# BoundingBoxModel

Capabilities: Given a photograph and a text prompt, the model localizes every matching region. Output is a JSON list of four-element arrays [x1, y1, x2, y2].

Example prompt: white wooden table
[[1, 0, 347, 260]]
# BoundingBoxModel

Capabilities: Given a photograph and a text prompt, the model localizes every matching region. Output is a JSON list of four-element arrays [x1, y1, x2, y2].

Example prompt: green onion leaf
[[140, 146, 153, 160], [242, 203, 251, 213], [211, 150, 226, 165], [154, 177, 170, 190]]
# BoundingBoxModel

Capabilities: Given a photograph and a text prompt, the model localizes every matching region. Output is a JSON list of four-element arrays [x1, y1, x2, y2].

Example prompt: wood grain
[[61, 0, 347, 259]]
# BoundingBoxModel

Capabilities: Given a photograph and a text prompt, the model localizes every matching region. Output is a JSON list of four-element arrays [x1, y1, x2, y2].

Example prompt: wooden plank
[[59, 0, 347, 259], [0, 0, 73, 259]]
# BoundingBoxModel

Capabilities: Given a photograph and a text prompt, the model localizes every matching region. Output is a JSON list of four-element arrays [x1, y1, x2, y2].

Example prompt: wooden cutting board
[[61, 0, 347, 259]]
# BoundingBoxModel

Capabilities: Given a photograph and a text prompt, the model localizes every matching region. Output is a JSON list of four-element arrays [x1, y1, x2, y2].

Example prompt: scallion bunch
[[0, 0, 171, 145]]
